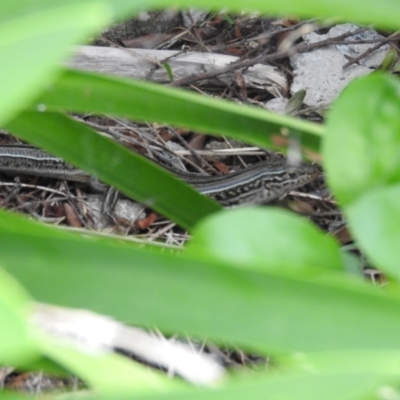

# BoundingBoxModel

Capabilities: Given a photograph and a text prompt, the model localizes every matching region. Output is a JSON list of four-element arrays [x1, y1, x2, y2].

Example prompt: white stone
[[290, 24, 389, 108]]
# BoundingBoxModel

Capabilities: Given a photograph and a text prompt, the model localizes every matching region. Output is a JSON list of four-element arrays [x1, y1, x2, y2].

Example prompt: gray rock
[[290, 24, 389, 108]]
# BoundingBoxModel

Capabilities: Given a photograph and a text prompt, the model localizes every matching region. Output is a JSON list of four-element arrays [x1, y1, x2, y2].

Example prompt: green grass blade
[[0, 2, 110, 126], [33, 372, 400, 400], [5, 111, 220, 230], [2, 210, 400, 353], [0, 268, 38, 365], [37, 69, 323, 150], [152, 0, 400, 30]]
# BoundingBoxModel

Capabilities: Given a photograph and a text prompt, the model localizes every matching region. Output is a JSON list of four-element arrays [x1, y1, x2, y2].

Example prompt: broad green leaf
[[346, 185, 400, 280], [324, 74, 400, 206], [0, 268, 37, 365], [187, 208, 343, 272], [35, 69, 323, 150], [5, 110, 220, 230], [2, 210, 400, 353]]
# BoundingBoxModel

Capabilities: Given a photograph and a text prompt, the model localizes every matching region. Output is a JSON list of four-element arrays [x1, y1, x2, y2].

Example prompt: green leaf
[[152, 0, 400, 30], [3, 210, 400, 353], [5, 110, 220, 230], [0, 268, 37, 365], [187, 208, 344, 272], [0, 0, 161, 126], [0, 1, 109, 126], [285, 349, 400, 375], [0, 0, 146, 22], [92, 372, 398, 400], [36, 69, 323, 150], [324, 74, 400, 206], [346, 185, 400, 280], [163, 62, 174, 82]]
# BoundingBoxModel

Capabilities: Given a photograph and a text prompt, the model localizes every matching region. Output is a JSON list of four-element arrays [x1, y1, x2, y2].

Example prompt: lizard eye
[[288, 171, 298, 179]]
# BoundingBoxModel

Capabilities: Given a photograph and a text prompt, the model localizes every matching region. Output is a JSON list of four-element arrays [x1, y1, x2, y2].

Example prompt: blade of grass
[[36, 69, 323, 151], [0, 2, 110, 126], [94, 372, 398, 400], [5, 111, 220, 230], [0, 268, 38, 365], [2, 210, 400, 353], [152, 0, 400, 30]]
